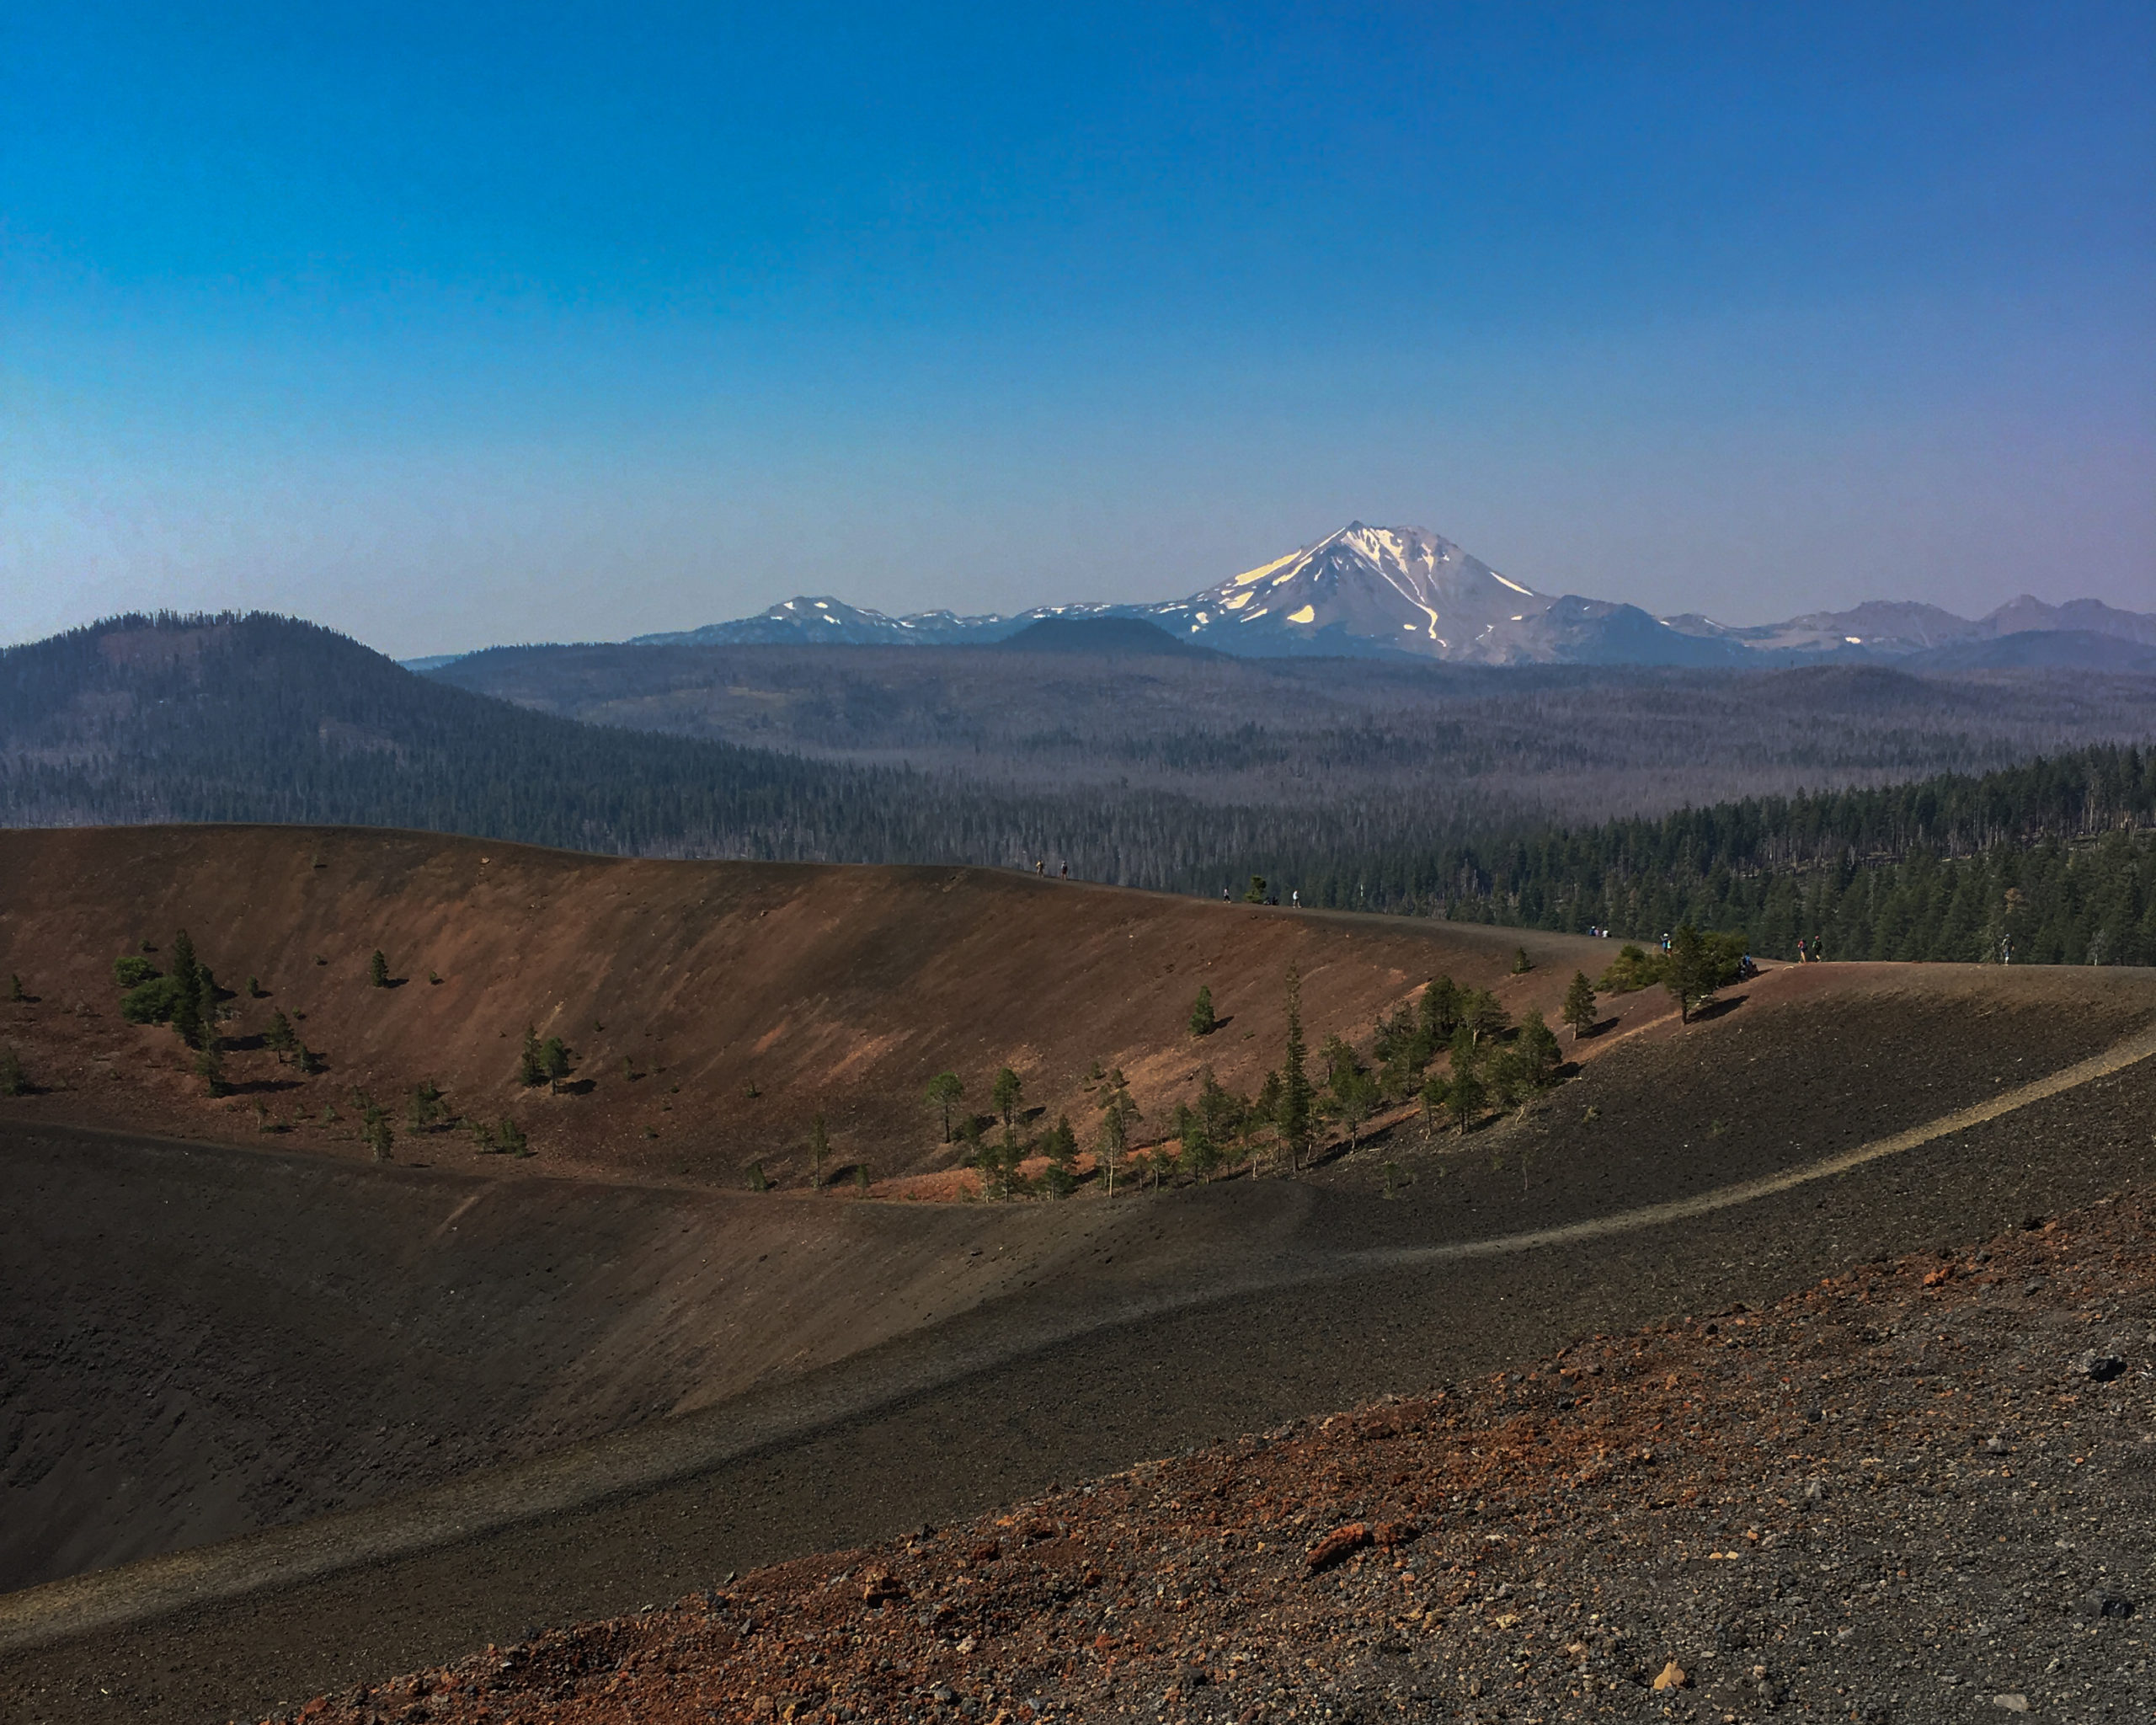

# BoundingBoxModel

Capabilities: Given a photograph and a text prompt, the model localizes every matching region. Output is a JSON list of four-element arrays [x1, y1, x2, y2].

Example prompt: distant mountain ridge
[[574, 523, 2154, 670]]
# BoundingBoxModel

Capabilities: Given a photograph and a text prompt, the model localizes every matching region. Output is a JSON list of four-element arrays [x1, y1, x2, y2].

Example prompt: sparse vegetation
[[744, 1159, 768, 1192], [368, 949, 390, 988], [808, 1113, 830, 1188], [0, 1045, 28, 1096], [407, 1080, 449, 1132], [112, 954, 158, 989], [353, 1091, 393, 1161], [542, 1036, 574, 1087]]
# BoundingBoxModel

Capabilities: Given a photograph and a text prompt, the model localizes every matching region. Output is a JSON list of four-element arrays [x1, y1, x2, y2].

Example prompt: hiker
[[1796, 937, 1807, 963], [1291, 889, 1299, 909], [1059, 863, 1068, 879]]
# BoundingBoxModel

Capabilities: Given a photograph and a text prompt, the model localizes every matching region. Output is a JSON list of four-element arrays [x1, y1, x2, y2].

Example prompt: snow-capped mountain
[[1125, 523, 1736, 665], [1136, 524, 1550, 660], [631, 595, 1017, 647], [591, 527, 2152, 670]]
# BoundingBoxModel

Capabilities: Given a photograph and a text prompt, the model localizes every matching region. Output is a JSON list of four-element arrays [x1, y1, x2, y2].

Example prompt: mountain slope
[[631, 595, 1020, 648], [0, 613, 910, 856], [1136, 522, 1554, 660], [593, 525, 2154, 669]]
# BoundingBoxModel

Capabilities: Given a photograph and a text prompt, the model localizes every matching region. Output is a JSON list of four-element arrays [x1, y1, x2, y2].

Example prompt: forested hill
[[1273, 745, 2156, 967], [0, 613, 946, 858], [4, 613, 2151, 965]]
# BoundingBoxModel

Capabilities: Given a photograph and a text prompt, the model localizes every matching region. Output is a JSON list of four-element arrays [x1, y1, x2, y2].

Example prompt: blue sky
[[3, 3, 2150, 655]]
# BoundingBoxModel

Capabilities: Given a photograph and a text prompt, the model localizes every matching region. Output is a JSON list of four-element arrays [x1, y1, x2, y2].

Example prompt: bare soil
[[3, 969, 2152, 1722], [244, 1191, 2156, 1725], [0, 825, 1649, 1188], [2, 827, 2153, 1725]]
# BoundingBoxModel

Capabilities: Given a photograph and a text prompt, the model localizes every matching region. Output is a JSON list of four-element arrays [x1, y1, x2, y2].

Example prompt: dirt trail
[[5, 991, 2153, 1717], [1353, 1008, 2156, 1273]]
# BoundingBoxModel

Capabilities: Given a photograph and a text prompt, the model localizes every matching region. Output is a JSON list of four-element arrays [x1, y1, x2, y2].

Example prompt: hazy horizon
[[6, 4, 2151, 659]]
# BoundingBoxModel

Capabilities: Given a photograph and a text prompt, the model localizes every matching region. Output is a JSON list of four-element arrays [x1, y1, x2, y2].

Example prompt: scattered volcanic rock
[[257, 1190, 2156, 1725]]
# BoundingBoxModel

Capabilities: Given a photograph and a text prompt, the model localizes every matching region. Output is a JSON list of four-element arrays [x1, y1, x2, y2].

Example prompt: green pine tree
[[1561, 971, 1598, 1041], [368, 949, 390, 988], [1278, 964, 1313, 1171], [1187, 985, 1216, 1037], [991, 1065, 1023, 1130], [926, 1071, 964, 1142]]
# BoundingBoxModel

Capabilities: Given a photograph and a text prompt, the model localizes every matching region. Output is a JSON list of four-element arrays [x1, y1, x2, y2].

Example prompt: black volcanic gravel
[[251, 1193, 2156, 1725]]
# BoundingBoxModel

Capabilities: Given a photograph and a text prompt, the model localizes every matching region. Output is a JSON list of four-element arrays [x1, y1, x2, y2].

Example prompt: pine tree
[[1041, 1113, 1079, 1197], [1095, 1073, 1139, 1195], [0, 1046, 27, 1097], [1278, 964, 1313, 1171], [195, 1037, 228, 1097], [1418, 1069, 1447, 1132], [808, 1112, 830, 1189], [7, 974, 24, 1002], [264, 1008, 297, 1056], [407, 1079, 447, 1131], [1418, 976, 1461, 1047], [1516, 1009, 1562, 1089], [1561, 971, 1598, 1040], [518, 1026, 546, 1087], [992, 1065, 1023, 1130], [1666, 924, 1718, 1023], [1187, 985, 1216, 1037], [1446, 1025, 1485, 1132], [359, 1095, 393, 1162], [542, 1036, 573, 1084], [369, 949, 390, 988], [169, 930, 204, 1049], [1463, 989, 1510, 1044], [926, 1071, 964, 1142]]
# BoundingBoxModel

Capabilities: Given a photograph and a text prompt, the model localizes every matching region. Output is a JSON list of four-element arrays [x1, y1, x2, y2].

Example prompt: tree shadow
[[1690, 992, 1748, 1023], [228, 1076, 303, 1097]]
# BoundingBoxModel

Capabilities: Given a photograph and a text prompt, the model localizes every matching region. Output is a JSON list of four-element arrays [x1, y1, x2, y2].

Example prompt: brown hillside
[[0, 825, 1650, 1186]]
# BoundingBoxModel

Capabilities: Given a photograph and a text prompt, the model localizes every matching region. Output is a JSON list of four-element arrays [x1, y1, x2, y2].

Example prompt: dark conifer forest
[[4, 612, 2152, 965]]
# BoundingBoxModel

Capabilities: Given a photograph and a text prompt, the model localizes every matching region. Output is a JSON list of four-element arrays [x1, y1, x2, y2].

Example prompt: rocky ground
[[264, 1192, 2155, 1725]]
